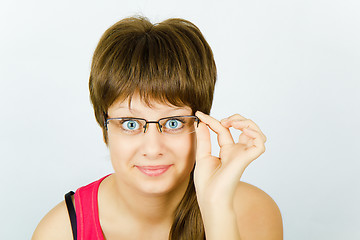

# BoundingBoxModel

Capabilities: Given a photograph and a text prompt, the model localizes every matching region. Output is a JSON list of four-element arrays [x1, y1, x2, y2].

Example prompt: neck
[[106, 174, 190, 225]]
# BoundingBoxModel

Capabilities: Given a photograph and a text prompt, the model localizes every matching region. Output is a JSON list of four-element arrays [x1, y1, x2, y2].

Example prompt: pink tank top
[[74, 175, 110, 240]]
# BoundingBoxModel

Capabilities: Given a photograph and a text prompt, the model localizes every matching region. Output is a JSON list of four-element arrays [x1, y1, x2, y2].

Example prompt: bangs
[[101, 20, 210, 112]]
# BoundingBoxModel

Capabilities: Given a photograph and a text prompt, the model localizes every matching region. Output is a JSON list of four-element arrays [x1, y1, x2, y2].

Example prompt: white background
[[0, 0, 359, 239]]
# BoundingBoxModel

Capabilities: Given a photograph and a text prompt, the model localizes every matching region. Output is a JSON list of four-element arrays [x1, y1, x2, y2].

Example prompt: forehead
[[108, 94, 192, 117]]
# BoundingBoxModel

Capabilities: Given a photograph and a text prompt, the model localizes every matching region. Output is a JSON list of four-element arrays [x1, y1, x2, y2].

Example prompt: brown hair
[[89, 16, 216, 239]]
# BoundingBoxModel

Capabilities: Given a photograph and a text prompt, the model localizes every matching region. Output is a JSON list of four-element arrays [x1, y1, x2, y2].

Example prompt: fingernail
[[195, 111, 204, 117], [221, 118, 228, 122]]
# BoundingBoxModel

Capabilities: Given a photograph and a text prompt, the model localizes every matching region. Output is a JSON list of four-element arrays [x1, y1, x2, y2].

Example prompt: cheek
[[108, 135, 140, 170], [168, 134, 196, 164]]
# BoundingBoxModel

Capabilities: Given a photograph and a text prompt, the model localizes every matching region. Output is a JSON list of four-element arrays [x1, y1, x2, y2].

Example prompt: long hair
[[169, 170, 205, 239]]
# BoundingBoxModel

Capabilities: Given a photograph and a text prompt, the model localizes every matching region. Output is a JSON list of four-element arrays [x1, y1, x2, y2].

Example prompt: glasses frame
[[104, 115, 200, 134]]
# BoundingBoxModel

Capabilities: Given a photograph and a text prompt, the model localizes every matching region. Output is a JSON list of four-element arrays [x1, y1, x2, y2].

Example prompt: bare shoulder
[[233, 181, 283, 240], [32, 200, 73, 240]]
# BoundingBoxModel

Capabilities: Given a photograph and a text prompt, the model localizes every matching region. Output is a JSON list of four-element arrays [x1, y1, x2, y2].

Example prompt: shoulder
[[233, 181, 283, 240], [32, 200, 73, 240]]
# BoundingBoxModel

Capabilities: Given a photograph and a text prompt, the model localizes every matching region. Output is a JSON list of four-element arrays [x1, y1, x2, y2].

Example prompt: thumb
[[195, 121, 212, 161]]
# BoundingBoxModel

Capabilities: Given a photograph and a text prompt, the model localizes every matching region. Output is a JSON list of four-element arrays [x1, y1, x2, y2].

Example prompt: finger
[[242, 127, 259, 139], [243, 127, 266, 149], [220, 113, 247, 126], [196, 111, 234, 147], [239, 127, 266, 149], [222, 115, 257, 131], [221, 114, 260, 129], [222, 118, 267, 143], [195, 121, 212, 160], [238, 132, 254, 147], [246, 128, 266, 158]]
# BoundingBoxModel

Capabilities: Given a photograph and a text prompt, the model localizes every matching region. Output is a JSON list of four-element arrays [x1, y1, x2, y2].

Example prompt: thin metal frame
[[104, 115, 200, 133]]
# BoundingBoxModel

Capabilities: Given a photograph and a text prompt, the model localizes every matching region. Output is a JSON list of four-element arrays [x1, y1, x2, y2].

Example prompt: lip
[[135, 165, 173, 177]]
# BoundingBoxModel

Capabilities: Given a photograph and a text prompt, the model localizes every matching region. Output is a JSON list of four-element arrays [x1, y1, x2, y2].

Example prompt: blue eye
[[122, 120, 140, 131], [164, 119, 183, 129]]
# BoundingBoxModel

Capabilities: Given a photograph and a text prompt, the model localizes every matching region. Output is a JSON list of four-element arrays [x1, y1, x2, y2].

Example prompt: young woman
[[32, 16, 283, 240]]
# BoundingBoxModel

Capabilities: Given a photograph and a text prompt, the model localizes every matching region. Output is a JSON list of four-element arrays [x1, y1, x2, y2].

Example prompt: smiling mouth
[[135, 165, 173, 177]]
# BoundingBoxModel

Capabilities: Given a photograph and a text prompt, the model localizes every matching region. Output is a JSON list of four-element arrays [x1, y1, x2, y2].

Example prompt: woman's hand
[[194, 111, 267, 209]]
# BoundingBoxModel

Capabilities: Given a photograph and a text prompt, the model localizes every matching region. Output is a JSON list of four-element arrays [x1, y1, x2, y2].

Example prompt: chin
[[137, 182, 176, 196], [134, 170, 191, 196]]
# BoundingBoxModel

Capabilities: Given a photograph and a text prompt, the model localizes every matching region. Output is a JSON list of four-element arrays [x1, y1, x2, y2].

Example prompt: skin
[[32, 95, 283, 240], [194, 112, 282, 239]]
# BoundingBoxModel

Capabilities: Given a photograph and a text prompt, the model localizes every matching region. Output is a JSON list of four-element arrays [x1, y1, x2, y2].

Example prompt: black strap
[[65, 191, 77, 240]]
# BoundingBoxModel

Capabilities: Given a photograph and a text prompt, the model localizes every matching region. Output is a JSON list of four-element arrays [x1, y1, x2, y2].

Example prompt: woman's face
[[106, 94, 196, 196]]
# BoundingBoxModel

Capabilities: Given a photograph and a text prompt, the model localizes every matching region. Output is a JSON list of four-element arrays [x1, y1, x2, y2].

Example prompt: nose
[[143, 121, 162, 133], [141, 123, 164, 159]]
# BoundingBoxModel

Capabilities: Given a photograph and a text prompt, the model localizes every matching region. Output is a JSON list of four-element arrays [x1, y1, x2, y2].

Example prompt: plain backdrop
[[0, 0, 359, 239]]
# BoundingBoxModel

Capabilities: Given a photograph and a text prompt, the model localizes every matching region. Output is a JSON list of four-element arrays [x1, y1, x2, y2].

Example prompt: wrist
[[200, 206, 241, 240], [197, 194, 234, 214], [199, 202, 235, 222]]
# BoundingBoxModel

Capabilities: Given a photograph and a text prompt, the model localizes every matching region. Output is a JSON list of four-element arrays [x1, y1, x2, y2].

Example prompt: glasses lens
[[159, 116, 198, 135], [107, 118, 146, 135]]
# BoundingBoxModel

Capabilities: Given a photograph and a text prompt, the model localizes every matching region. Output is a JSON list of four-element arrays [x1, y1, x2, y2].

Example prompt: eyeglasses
[[105, 115, 200, 136]]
